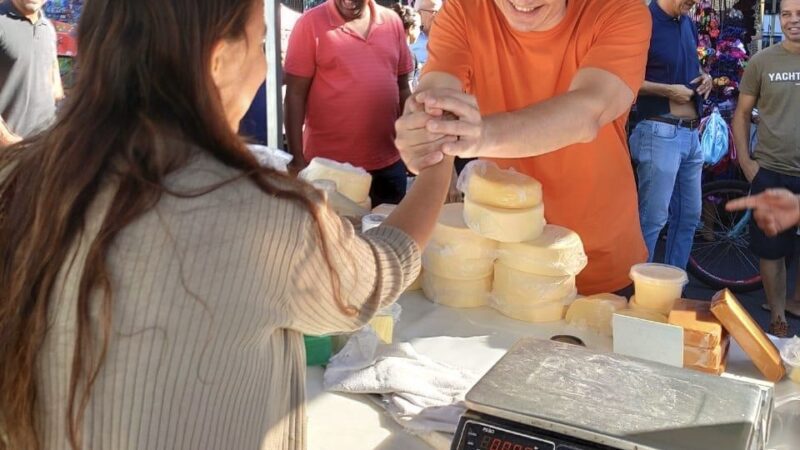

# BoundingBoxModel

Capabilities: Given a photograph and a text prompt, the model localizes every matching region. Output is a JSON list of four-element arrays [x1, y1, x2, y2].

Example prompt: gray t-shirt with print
[[0, 3, 57, 138], [739, 44, 800, 177]]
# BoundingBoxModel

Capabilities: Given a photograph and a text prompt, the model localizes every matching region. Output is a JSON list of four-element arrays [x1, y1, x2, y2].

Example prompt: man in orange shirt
[[395, 0, 652, 295]]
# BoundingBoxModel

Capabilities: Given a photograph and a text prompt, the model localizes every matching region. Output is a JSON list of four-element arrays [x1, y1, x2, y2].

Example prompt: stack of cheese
[[300, 157, 373, 211], [669, 299, 730, 375], [421, 203, 497, 308], [458, 161, 586, 322]]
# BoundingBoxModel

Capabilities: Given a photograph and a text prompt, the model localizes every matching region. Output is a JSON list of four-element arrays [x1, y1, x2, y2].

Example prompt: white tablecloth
[[306, 292, 800, 450]]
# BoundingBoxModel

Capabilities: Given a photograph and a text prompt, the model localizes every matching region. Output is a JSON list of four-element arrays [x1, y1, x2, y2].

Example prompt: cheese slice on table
[[493, 262, 577, 305], [615, 308, 668, 323], [491, 299, 566, 323], [498, 225, 588, 277], [463, 161, 543, 209], [711, 289, 785, 382], [299, 157, 372, 204], [684, 337, 730, 369], [463, 197, 545, 243], [422, 271, 492, 308], [668, 298, 724, 349], [565, 294, 628, 336]]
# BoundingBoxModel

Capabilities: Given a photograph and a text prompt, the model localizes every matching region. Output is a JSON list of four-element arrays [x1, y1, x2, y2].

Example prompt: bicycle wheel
[[688, 179, 763, 293]]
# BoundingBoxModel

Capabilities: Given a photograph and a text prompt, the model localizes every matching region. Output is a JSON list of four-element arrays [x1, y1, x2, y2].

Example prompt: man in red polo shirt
[[284, 0, 414, 206]]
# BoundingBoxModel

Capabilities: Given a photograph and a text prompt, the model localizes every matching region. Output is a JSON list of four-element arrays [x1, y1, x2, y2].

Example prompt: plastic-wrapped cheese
[[493, 262, 577, 305], [422, 271, 492, 308], [423, 203, 497, 279], [497, 225, 588, 277], [459, 160, 543, 209], [565, 294, 628, 336], [491, 300, 565, 323], [299, 157, 372, 204], [463, 197, 545, 243]]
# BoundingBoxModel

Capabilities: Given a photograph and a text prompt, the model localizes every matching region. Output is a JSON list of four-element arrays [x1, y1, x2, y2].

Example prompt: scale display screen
[[452, 412, 617, 450], [463, 421, 554, 450]]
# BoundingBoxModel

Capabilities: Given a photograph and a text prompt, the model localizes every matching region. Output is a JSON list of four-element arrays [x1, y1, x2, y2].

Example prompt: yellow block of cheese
[[465, 161, 543, 209], [422, 271, 492, 308], [492, 299, 565, 323], [565, 294, 628, 336], [300, 157, 372, 204], [463, 197, 545, 243], [497, 225, 588, 277], [493, 262, 576, 305]]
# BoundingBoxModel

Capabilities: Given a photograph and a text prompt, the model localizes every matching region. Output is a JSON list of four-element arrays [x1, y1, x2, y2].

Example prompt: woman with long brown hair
[[0, 0, 453, 448]]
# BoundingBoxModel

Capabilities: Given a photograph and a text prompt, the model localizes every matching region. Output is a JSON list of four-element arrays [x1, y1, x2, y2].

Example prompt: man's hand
[[692, 73, 713, 100], [416, 89, 489, 159], [395, 94, 457, 174], [727, 189, 800, 237], [740, 158, 760, 182], [668, 84, 695, 104]]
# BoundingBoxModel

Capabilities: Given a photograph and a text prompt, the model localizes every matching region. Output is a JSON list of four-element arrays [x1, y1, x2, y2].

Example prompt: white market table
[[306, 292, 800, 450]]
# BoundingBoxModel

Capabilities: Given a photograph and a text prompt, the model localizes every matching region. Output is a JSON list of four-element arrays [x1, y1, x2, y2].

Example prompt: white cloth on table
[[323, 328, 479, 434]]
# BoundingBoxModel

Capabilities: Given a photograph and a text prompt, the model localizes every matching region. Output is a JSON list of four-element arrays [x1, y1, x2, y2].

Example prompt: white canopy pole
[[266, 2, 284, 149]]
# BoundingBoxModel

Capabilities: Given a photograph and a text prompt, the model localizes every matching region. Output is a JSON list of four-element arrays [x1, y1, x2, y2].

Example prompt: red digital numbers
[[489, 438, 501, 450], [502, 442, 512, 450], [485, 436, 535, 450]]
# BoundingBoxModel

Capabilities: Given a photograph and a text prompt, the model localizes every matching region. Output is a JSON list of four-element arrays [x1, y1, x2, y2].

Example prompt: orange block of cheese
[[686, 355, 728, 376], [711, 289, 785, 382], [669, 299, 725, 349], [684, 336, 730, 369]]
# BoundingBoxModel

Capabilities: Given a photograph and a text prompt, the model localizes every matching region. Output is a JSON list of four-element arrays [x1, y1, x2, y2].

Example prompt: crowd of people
[[0, 0, 798, 448]]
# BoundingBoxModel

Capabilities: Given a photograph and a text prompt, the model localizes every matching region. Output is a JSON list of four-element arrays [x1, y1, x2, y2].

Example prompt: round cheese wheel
[[427, 203, 498, 259], [462, 197, 545, 243], [493, 262, 577, 305], [299, 158, 372, 204], [422, 272, 492, 308], [491, 300, 566, 323], [464, 161, 543, 209], [497, 225, 588, 277], [423, 251, 495, 280]]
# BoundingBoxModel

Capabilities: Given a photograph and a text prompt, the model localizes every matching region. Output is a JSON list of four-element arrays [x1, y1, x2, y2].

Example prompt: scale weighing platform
[[451, 338, 774, 450]]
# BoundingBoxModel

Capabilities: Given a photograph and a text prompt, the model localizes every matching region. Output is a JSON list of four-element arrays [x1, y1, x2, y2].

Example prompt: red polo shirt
[[285, 0, 413, 171]]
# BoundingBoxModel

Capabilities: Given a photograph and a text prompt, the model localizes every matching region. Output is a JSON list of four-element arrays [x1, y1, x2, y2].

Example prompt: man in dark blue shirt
[[630, 0, 712, 270]]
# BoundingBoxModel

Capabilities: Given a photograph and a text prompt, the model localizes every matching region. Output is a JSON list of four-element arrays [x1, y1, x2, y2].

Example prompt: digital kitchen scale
[[452, 338, 774, 450]]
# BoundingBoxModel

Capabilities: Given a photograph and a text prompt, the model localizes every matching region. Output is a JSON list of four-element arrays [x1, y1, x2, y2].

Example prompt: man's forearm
[[480, 89, 607, 159], [731, 110, 752, 163], [639, 81, 673, 98], [284, 96, 307, 165]]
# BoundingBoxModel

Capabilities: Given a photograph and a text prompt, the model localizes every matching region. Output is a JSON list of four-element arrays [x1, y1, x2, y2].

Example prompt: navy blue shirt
[[635, 1, 701, 121]]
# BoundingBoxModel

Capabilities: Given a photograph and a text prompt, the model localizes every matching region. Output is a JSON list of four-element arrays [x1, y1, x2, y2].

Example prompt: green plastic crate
[[304, 335, 332, 366]]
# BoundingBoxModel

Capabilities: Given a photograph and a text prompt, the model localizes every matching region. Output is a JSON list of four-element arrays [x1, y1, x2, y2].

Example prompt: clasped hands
[[395, 89, 489, 174]]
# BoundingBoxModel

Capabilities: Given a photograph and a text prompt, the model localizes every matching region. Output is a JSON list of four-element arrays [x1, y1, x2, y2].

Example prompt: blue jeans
[[630, 120, 703, 269]]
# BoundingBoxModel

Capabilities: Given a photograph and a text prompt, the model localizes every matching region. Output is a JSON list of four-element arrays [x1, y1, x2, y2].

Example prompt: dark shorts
[[749, 167, 800, 260], [369, 159, 408, 206]]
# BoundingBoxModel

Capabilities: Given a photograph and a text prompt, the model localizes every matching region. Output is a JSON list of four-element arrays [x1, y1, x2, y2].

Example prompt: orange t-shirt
[[424, 0, 652, 294]]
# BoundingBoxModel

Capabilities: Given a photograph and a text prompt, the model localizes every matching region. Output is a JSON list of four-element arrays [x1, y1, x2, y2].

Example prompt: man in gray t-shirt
[[732, 0, 800, 337], [0, 0, 63, 146]]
